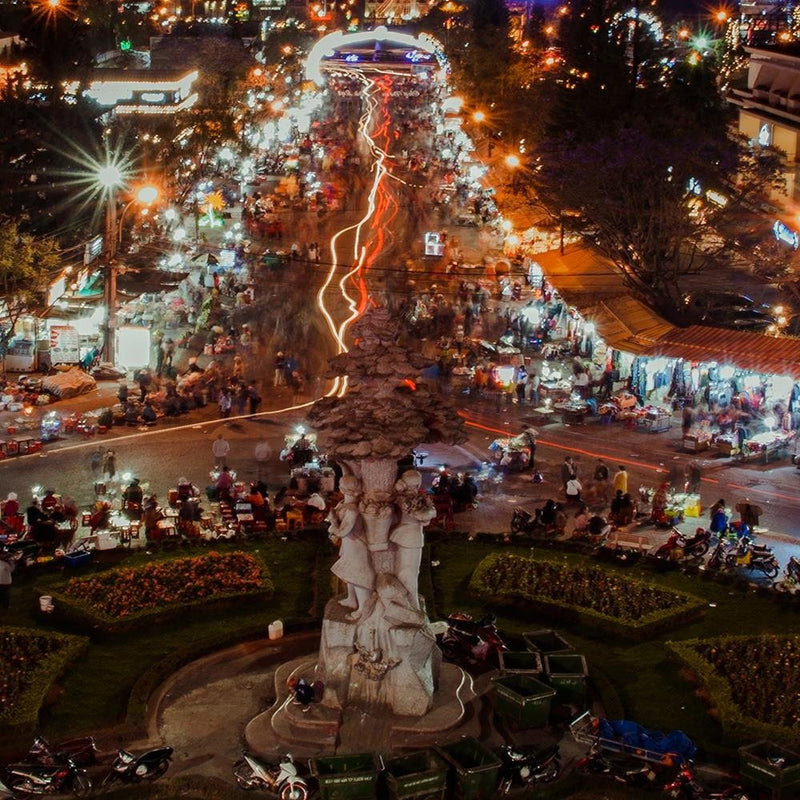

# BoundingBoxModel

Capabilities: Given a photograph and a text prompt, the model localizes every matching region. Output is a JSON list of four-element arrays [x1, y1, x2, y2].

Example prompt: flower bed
[[470, 553, 704, 639], [668, 635, 800, 743], [0, 627, 88, 734], [47, 551, 273, 633]]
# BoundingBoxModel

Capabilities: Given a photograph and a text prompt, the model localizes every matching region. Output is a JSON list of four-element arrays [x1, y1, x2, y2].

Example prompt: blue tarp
[[598, 719, 696, 764]]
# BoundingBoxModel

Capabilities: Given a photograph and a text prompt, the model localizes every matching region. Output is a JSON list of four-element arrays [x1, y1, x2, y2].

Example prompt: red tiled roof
[[652, 325, 800, 378]]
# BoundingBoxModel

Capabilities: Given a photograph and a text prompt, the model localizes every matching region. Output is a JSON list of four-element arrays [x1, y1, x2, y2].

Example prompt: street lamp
[[97, 163, 158, 366]]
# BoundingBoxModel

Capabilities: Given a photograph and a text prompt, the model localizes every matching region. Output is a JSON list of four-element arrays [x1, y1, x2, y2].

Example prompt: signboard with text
[[50, 325, 80, 364]]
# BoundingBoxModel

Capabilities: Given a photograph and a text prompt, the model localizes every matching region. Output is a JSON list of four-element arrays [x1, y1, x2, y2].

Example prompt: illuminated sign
[[404, 50, 431, 62], [344, 53, 359, 62], [141, 92, 166, 103], [83, 235, 103, 265], [120, 39, 132, 51], [306, 27, 443, 84], [773, 220, 799, 249], [705, 189, 728, 207], [758, 122, 773, 147]]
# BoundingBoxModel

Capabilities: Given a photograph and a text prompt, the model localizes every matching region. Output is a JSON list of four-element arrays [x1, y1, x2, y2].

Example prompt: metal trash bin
[[383, 749, 449, 800], [544, 653, 589, 707], [311, 752, 380, 800], [436, 737, 502, 800], [492, 674, 556, 728], [739, 741, 800, 799], [523, 629, 573, 656], [498, 650, 543, 675]]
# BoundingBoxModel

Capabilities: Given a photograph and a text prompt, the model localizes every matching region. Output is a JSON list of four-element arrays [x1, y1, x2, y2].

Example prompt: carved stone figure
[[390, 470, 436, 609], [310, 309, 466, 717], [328, 475, 374, 621]]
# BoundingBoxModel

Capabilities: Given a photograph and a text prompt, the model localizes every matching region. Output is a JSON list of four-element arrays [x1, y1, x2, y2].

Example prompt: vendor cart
[[0, 435, 43, 458], [569, 711, 696, 768]]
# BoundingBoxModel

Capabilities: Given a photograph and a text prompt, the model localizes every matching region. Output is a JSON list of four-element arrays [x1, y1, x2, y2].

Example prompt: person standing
[[212, 433, 230, 468], [593, 458, 610, 503], [560, 456, 577, 493], [273, 352, 286, 387], [682, 406, 694, 437], [235, 383, 248, 416], [218, 388, 232, 419], [90, 447, 102, 479], [102, 449, 116, 482], [0, 552, 17, 611], [247, 383, 262, 415], [254, 438, 272, 481], [137, 369, 152, 402], [687, 460, 702, 494], [613, 465, 628, 496]]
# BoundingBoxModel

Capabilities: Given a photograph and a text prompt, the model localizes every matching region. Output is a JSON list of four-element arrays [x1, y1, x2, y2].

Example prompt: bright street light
[[505, 154, 521, 168], [97, 163, 124, 191], [135, 185, 159, 206]]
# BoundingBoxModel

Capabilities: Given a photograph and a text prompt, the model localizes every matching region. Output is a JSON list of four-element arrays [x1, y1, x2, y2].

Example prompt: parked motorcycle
[[575, 744, 673, 789], [25, 736, 97, 768], [663, 765, 750, 799], [509, 503, 565, 540], [100, 745, 173, 788], [233, 752, 309, 799], [724, 537, 779, 579], [653, 528, 712, 561], [776, 555, 800, 593], [439, 612, 508, 666], [5, 758, 91, 798], [498, 743, 560, 794], [706, 540, 736, 571]]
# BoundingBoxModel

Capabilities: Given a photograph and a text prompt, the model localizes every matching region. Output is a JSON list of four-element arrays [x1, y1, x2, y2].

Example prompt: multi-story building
[[729, 44, 800, 205]]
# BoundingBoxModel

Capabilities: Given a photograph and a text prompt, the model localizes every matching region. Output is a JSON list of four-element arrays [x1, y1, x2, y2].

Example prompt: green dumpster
[[739, 741, 800, 799], [383, 749, 449, 800], [544, 653, 589, 707], [436, 737, 502, 800], [523, 629, 573, 656], [492, 673, 556, 728], [311, 752, 380, 800], [498, 650, 543, 675]]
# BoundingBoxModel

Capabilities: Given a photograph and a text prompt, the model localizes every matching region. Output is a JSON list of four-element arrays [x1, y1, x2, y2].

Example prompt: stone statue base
[[317, 594, 440, 717], [246, 653, 478, 756]]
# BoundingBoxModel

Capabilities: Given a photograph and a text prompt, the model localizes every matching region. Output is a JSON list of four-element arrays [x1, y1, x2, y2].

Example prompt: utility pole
[[103, 190, 118, 366]]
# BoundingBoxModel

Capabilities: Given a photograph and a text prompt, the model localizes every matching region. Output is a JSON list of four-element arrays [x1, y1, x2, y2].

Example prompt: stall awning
[[583, 296, 676, 356], [533, 243, 629, 304], [651, 325, 800, 379]]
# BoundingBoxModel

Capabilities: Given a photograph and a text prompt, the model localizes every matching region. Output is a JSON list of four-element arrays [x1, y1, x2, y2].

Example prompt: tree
[[530, 128, 785, 318], [0, 217, 60, 356]]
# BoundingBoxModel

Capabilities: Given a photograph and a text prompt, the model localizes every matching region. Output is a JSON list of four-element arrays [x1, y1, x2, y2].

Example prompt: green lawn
[[4, 532, 798, 762], [5, 536, 329, 742], [427, 538, 800, 758]]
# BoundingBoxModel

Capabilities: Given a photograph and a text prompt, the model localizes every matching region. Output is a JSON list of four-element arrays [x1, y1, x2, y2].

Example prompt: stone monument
[[308, 307, 466, 717]]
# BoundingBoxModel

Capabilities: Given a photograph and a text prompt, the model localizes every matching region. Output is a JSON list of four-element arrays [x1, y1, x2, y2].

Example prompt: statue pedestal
[[317, 596, 440, 717], [246, 653, 478, 756]]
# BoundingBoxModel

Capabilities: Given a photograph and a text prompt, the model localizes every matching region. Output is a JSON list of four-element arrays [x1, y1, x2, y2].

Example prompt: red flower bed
[[694, 635, 800, 730], [64, 551, 267, 618]]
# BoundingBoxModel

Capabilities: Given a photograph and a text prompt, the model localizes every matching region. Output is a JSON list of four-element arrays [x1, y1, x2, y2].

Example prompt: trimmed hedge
[[41, 551, 274, 634], [0, 626, 88, 738], [667, 635, 800, 744], [470, 553, 705, 640]]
